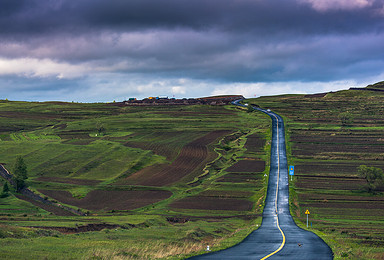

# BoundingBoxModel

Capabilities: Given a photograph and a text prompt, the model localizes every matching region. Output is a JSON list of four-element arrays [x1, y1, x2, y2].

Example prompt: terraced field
[[122, 130, 230, 186], [254, 82, 384, 259]]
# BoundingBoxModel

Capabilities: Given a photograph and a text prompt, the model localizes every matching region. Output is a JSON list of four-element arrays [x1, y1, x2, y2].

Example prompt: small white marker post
[[305, 209, 310, 228], [206, 245, 210, 251]]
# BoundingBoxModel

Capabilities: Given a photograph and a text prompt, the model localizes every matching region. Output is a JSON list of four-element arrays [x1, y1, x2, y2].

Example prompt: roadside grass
[[0, 215, 262, 259]]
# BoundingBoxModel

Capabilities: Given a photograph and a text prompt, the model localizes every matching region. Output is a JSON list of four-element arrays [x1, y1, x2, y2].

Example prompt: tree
[[0, 182, 10, 198], [13, 156, 28, 191], [3, 182, 9, 193], [96, 121, 106, 136], [338, 112, 354, 126], [358, 165, 383, 193]]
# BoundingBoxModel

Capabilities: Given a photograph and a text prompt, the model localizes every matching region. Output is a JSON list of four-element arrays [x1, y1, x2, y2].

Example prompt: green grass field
[[0, 100, 270, 259]]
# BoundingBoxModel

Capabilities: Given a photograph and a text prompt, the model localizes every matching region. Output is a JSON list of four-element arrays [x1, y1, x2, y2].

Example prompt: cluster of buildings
[[122, 95, 244, 106]]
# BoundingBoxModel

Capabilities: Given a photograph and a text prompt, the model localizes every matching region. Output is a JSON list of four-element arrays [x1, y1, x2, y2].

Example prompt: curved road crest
[[189, 101, 333, 259]]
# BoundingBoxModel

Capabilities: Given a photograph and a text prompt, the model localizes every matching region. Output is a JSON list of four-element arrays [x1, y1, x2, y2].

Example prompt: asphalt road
[[189, 101, 333, 259]]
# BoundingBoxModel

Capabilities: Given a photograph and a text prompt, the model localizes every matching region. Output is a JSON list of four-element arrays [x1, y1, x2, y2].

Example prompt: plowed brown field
[[124, 131, 190, 160], [38, 189, 172, 211], [244, 134, 265, 153], [198, 190, 253, 198], [296, 176, 366, 190], [122, 131, 230, 186], [226, 160, 265, 173], [296, 162, 384, 175], [293, 143, 384, 156], [217, 173, 262, 184]]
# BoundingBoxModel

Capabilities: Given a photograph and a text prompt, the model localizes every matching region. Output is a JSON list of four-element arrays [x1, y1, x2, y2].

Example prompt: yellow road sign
[[305, 209, 310, 215]]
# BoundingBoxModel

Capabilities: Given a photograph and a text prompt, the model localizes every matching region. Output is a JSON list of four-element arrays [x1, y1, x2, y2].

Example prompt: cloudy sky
[[1, 0, 383, 102]]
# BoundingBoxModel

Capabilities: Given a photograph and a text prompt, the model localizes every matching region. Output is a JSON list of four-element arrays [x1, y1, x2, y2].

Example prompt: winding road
[[189, 101, 333, 259]]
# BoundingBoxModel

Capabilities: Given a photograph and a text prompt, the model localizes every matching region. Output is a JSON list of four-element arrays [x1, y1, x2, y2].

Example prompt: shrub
[[358, 165, 384, 193]]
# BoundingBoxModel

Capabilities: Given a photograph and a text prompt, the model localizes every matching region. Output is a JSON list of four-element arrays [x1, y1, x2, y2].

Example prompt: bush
[[358, 165, 384, 193], [338, 112, 353, 126]]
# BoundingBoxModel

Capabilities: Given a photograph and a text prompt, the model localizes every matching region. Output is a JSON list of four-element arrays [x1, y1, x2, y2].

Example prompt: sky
[[0, 0, 384, 102]]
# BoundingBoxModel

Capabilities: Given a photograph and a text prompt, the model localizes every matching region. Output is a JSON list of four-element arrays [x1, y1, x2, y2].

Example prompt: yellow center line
[[260, 113, 286, 260]]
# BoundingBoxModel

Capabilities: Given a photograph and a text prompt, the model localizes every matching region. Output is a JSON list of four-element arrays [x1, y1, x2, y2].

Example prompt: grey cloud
[[1, 0, 382, 36]]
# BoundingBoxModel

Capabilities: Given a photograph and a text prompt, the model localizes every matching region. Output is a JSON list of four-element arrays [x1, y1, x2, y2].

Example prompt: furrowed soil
[[254, 84, 384, 259], [226, 160, 265, 173]]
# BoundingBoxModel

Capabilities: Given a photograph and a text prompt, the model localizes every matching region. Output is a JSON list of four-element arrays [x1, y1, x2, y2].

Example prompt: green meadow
[[0, 100, 270, 259]]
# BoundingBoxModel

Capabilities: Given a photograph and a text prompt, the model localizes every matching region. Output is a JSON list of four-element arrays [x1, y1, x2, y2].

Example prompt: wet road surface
[[189, 102, 333, 259]]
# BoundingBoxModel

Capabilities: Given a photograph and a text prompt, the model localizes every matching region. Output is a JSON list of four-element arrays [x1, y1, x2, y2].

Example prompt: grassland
[[0, 100, 271, 259], [252, 82, 384, 259], [4, 84, 381, 259]]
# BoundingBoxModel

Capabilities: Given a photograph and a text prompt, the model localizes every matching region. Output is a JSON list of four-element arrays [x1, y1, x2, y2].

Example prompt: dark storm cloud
[[0, 0, 383, 101], [1, 0, 383, 36]]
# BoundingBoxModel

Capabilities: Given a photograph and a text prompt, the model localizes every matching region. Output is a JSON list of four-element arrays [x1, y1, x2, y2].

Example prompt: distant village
[[119, 95, 244, 106]]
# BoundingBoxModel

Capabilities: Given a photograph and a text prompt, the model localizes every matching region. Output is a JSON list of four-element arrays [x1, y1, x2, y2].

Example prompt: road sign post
[[289, 165, 294, 181], [305, 209, 310, 228]]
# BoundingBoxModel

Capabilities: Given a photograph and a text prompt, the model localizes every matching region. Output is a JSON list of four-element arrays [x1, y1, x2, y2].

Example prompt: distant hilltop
[[304, 81, 384, 98], [350, 81, 384, 92], [115, 95, 244, 106]]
